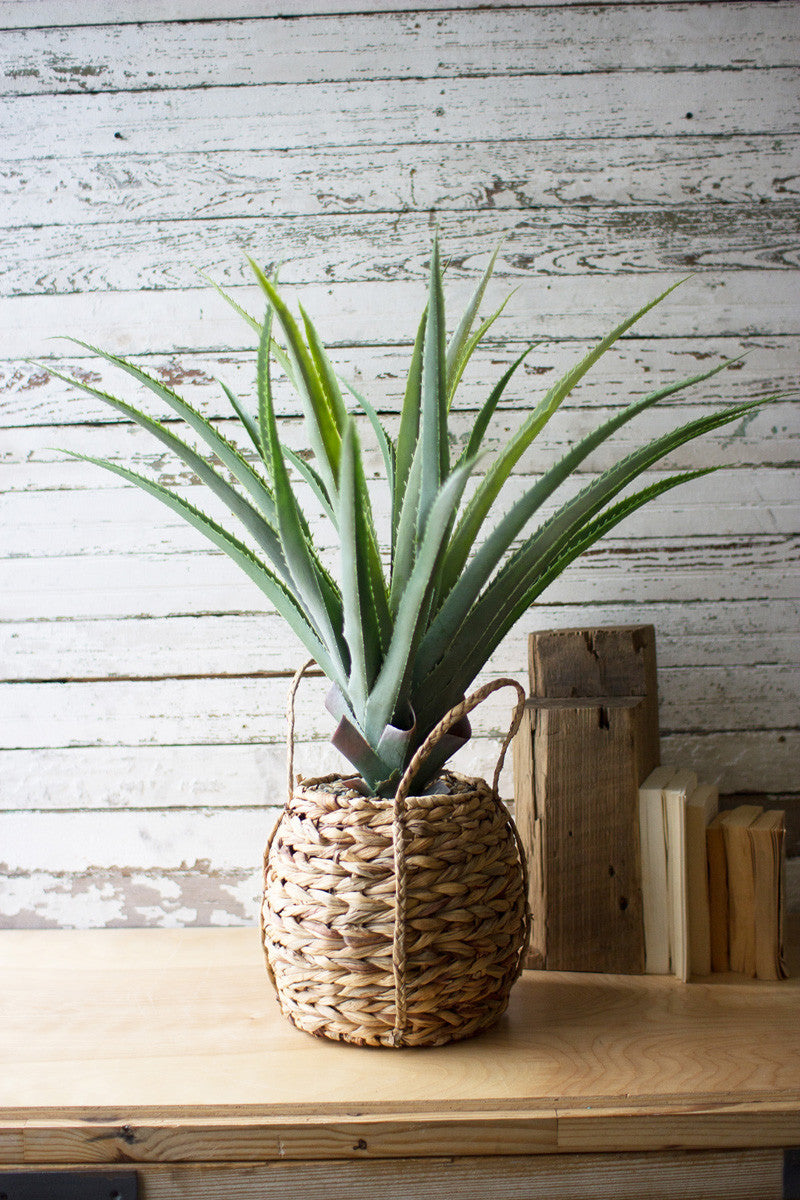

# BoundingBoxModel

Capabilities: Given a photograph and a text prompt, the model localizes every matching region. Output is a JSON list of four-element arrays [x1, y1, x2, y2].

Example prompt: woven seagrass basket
[[261, 665, 530, 1048]]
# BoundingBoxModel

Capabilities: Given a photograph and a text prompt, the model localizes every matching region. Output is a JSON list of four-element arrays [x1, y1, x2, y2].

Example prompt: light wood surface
[[0, 925, 798, 1165]]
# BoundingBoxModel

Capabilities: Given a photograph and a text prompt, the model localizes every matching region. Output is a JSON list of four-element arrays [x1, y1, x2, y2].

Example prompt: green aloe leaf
[[518, 467, 720, 611], [200, 270, 261, 335], [447, 290, 516, 407], [62, 338, 278, 525], [254, 303, 349, 678], [417, 238, 448, 538], [300, 302, 349, 433], [390, 442, 423, 615], [413, 468, 720, 728], [281, 442, 337, 526], [455, 343, 537, 468], [217, 377, 264, 459], [340, 374, 396, 498], [365, 453, 478, 741], [38, 362, 289, 580], [249, 259, 342, 498], [59, 449, 341, 686], [445, 243, 500, 388], [338, 419, 383, 717], [200, 270, 295, 380], [392, 306, 427, 560]]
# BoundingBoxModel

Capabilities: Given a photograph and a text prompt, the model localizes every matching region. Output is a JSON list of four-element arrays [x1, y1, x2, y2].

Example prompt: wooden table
[[1, 927, 799, 1200]]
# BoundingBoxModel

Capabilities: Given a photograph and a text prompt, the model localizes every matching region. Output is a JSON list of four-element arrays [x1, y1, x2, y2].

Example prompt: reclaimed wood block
[[528, 625, 660, 783], [513, 697, 647, 974]]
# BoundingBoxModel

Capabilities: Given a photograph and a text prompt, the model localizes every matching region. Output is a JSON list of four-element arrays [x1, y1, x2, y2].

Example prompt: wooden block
[[528, 625, 660, 782], [513, 697, 646, 974]]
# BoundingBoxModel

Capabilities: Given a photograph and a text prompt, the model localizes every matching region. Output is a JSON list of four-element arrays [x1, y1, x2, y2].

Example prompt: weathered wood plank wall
[[1, 1, 798, 928]]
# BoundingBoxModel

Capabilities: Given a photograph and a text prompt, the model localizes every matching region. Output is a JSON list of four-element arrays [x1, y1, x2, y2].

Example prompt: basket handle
[[286, 663, 526, 805], [285, 658, 319, 802], [394, 676, 527, 811]]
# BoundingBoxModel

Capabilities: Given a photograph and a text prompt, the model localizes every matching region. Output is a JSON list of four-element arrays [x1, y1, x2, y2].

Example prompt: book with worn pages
[[748, 811, 788, 981], [706, 812, 730, 973], [638, 766, 676, 975], [686, 782, 719, 977], [663, 769, 698, 982], [721, 805, 764, 976]]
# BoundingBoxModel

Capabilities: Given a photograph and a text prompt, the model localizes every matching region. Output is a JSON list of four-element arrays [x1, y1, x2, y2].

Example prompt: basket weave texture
[[261, 670, 530, 1048]]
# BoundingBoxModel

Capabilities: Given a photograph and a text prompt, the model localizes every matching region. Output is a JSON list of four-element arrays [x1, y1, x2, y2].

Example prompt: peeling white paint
[[1, 3, 797, 927]]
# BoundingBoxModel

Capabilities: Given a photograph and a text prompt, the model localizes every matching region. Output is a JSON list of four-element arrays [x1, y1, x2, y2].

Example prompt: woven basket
[[261, 665, 530, 1048]]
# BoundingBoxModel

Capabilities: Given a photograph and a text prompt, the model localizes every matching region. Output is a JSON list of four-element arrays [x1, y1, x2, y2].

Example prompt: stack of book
[[639, 767, 788, 981]]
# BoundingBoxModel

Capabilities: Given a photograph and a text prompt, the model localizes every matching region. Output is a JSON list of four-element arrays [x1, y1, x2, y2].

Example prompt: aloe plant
[[46, 242, 775, 795]]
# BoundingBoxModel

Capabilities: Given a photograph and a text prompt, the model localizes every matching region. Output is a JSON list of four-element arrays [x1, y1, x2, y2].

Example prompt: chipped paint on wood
[[0, 3, 797, 926], [3, 272, 799, 362], [0, 0, 700, 31], [3, 138, 799, 228], [4, 339, 798, 429], [3, 207, 800, 297], [0, 865, 263, 928], [3, 70, 800, 164], [2, 5, 799, 97]]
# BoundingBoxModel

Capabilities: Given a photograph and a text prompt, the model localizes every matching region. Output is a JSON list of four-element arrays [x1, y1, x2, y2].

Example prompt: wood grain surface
[[0, 1154, 787, 1200], [1, 2, 797, 928], [0, 923, 797, 1200]]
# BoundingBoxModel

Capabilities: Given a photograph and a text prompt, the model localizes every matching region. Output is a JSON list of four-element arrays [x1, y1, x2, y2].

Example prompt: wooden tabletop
[[1, 926, 798, 1165]]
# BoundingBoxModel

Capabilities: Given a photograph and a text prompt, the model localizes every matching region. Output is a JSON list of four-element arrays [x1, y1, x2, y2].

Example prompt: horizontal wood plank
[[5, 601, 798, 682], [3, 70, 799, 162], [3, 274, 798, 362], [2, 4, 798, 97], [1, 1102, 797, 1164], [6, 337, 795, 429], [2, 664, 797, 755], [6, 410, 798, 495], [0, 0, 699, 27], [0, 1153, 786, 1199], [4, 206, 799, 297], [4, 471, 796, 563], [3, 730, 799, 813], [6, 536, 798, 622], [4, 137, 798, 228]]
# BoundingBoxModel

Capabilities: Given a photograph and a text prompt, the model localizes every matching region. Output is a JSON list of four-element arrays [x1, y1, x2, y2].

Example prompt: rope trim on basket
[[268, 664, 528, 1047], [260, 658, 317, 1000]]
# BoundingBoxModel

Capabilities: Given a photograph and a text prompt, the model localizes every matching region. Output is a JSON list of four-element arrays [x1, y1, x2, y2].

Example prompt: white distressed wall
[[1, 0, 798, 928]]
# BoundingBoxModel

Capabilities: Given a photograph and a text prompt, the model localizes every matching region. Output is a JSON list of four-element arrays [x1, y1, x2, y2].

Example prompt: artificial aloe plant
[[45, 241, 773, 795]]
